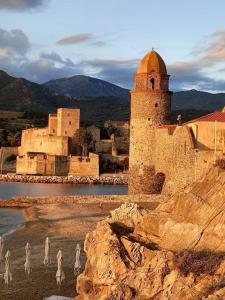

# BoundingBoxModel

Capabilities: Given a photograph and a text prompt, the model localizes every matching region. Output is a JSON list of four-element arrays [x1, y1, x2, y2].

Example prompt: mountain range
[[44, 75, 129, 99], [0, 70, 224, 123]]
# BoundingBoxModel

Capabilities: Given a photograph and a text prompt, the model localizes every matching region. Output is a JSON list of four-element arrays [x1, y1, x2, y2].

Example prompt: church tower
[[129, 50, 172, 194]]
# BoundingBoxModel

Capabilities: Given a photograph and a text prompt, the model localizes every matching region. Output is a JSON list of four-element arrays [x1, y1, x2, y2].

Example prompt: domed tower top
[[133, 49, 170, 92], [137, 50, 167, 75]]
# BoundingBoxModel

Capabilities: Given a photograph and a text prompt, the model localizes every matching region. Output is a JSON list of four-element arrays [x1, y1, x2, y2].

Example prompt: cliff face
[[76, 167, 225, 300]]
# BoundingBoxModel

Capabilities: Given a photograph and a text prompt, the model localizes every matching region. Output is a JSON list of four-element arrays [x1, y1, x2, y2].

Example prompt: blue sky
[[0, 0, 225, 91]]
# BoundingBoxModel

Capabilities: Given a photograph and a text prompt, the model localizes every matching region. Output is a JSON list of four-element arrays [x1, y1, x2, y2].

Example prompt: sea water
[[0, 182, 128, 235]]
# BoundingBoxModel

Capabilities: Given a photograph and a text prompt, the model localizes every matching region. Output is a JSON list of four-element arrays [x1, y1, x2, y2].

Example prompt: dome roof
[[137, 50, 167, 74]]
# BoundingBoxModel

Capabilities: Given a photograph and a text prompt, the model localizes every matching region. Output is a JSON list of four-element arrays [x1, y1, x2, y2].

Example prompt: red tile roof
[[187, 112, 225, 123]]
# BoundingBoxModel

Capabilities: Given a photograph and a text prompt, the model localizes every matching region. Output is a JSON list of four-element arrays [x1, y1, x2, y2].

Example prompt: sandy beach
[[0, 200, 159, 300]]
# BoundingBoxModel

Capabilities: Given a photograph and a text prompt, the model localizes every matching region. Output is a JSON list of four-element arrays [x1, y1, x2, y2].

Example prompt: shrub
[[216, 159, 225, 169], [174, 250, 225, 276]]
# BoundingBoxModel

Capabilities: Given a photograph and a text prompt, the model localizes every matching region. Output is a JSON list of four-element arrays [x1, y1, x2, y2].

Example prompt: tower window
[[150, 78, 155, 90], [155, 103, 158, 107], [69, 121, 71, 125]]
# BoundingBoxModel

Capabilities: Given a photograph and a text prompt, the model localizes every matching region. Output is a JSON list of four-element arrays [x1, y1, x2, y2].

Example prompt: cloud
[[57, 33, 94, 45], [0, 28, 30, 56], [57, 33, 107, 48], [168, 62, 225, 91], [0, 26, 225, 92], [83, 58, 138, 88], [41, 52, 76, 67], [0, 0, 49, 10], [166, 31, 225, 91], [21, 58, 77, 83]]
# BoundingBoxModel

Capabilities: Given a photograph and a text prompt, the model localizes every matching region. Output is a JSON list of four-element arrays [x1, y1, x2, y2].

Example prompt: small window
[[67, 113, 70, 117], [65, 130, 67, 135], [53, 129, 55, 133], [69, 121, 71, 125], [150, 78, 155, 90], [155, 103, 158, 107]]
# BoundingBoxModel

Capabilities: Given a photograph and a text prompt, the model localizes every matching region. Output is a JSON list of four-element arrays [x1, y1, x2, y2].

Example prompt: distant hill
[[0, 70, 67, 112], [44, 75, 130, 99], [172, 89, 225, 111], [0, 70, 224, 124]]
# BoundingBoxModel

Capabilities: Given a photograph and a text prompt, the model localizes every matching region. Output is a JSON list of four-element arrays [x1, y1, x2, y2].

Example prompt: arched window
[[150, 78, 155, 90]]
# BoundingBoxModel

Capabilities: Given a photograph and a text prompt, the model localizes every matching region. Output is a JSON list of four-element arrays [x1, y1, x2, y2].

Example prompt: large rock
[[76, 167, 225, 299]]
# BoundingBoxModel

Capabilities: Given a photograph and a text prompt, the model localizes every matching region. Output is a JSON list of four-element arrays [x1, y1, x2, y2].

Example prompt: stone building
[[16, 108, 100, 176], [129, 49, 225, 195], [129, 50, 172, 194]]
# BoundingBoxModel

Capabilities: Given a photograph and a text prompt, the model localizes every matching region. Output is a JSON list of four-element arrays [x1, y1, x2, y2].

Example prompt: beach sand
[[0, 201, 159, 300]]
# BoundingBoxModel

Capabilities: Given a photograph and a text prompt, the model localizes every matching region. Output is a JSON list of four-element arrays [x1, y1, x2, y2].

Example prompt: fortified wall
[[155, 124, 221, 194], [17, 153, 68, 176], [69, 153, 99, 177]]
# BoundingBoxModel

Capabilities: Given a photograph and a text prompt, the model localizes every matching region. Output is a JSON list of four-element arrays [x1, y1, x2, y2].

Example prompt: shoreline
[[0, 194, 165, 208], [0, 173, 128, 185], [0, 200, 160, 299]]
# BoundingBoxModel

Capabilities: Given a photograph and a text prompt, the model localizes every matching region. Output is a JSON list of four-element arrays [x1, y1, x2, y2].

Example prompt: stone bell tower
[[129, 50, 172, 194]]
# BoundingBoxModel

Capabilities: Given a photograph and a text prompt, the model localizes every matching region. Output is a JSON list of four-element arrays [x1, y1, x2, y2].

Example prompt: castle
[[16, 108, 100, 176], [129, 50, 225, 194], [16, 108, 129, 176]]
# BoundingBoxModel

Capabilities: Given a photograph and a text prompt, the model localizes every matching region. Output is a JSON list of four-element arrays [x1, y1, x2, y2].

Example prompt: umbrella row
[[0, 236, 82, 287]]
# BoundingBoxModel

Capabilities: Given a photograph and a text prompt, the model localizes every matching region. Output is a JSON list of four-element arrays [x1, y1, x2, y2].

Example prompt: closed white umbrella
[[74, 243, 81, 276], [0, 236, 4, 272], [56, 250, 65, 287], [43, 237, 50, 266], [4, 250, 12, 285], [24, 242, 31, 277]]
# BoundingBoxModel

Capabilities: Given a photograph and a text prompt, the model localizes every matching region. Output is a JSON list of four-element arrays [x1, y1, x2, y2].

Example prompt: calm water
[[0, 182, 128, 199], [0, 209, 25, 235], [0, 182, 127, 235]]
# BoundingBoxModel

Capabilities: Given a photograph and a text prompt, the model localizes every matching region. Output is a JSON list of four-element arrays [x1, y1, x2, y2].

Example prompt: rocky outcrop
[[76, 167, 225, 299]]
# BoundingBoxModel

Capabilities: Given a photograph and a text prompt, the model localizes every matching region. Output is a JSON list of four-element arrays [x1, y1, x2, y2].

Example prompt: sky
[[0, 0, 225, 92]]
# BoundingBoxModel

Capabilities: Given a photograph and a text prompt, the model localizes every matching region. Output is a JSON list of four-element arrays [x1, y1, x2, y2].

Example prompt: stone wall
[[0, 146, 18, 173], [16, 153, 68, 176], [69, 153, 99, 176], [188, 121, 225, 151], [155, 125, 220, 194], [19, 128, 69, 156]]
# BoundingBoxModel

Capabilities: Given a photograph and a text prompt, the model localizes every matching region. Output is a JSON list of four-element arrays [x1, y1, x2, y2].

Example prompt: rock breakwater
[[0, 174, 128, 185]]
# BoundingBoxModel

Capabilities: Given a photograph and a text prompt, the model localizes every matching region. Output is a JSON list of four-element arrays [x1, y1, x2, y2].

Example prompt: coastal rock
[[76, 167, 225, 299]]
